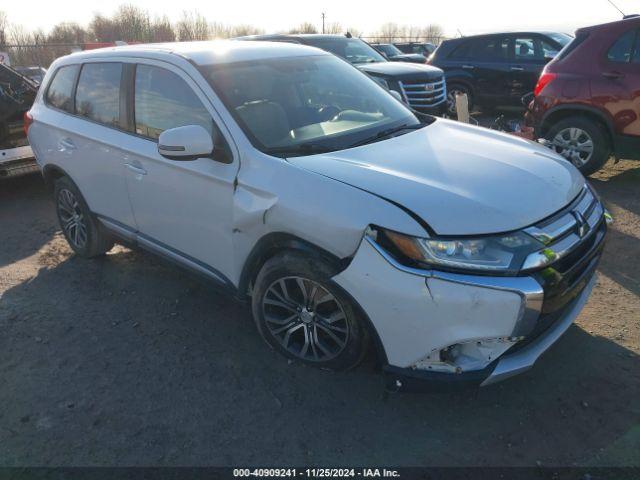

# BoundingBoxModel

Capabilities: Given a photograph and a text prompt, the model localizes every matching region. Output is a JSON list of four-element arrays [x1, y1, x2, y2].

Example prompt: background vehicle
[[370, 43, 427, 63], [14, 66, 47, 85], [238, 34, 446, 115], [0, 63, 38, 178], [394, 42, 437, 56], [429, 32, 572, 114], [526, 17, 640, 175]]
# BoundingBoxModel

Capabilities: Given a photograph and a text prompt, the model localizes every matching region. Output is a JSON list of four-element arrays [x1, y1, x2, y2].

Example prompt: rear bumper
[[383, 275, 596, 392]]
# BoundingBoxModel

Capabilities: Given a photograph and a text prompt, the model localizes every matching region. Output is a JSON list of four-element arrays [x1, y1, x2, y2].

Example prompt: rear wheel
[[54, 176, 114, 258], [545, 116, 611, 176], [251, 252, 369, 371]]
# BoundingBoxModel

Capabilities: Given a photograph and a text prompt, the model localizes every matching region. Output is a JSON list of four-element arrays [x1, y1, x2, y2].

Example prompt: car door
[[508, 35, 555, 103], [122, 60, 239, 284], [42, 62, 136, 227], [468, 35, 511, 105], [592, 27, 640, 140]]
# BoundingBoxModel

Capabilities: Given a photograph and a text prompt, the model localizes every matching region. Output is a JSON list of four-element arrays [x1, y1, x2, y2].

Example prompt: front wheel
[[545, 116, 611, 176], [251, 252, 369, 371]]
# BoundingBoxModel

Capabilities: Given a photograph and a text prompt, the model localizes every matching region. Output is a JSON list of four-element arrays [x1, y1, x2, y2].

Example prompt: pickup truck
[[1, 63, 39, 178]]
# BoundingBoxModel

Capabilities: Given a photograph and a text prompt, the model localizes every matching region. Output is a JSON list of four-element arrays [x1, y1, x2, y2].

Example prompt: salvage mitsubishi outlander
[[26, 41, 608, 392]]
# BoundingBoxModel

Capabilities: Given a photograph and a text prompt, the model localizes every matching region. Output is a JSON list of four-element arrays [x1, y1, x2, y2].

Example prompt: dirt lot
[[0, 157, 639, 467]]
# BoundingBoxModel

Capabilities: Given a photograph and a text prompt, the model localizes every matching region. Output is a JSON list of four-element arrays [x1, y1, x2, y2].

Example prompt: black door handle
[[603, 71, 624, 80]]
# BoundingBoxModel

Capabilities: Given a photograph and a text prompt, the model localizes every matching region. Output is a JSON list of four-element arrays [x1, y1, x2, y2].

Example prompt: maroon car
[[526, 16, 640, 175]]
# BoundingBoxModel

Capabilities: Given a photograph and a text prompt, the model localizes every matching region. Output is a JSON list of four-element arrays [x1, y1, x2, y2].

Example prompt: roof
[[58, 40, 329, 66]]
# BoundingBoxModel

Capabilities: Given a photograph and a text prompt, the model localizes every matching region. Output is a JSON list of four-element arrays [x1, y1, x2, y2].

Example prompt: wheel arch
[[540, 105, 615, 149], [42, 163, 73, 193], [239, 232, 389, 366]]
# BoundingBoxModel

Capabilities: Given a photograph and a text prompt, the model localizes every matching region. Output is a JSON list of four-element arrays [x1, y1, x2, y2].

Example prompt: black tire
[[545, 116, 611, 176], [446, 83, 473, 116], [53, 176, 114, 258], [251, 251, 369, 371]]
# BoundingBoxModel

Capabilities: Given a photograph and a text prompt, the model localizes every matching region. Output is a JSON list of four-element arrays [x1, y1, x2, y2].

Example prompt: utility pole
[[321, 12, 326, 34]]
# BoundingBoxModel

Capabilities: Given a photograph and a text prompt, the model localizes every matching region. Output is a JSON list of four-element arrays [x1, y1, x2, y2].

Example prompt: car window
[[472, 37, 509, 62], [634, 33, 640, 63], [45, 65, 79, 113], [608, 29, 637, 63], [304, 38, 386, 64], [134, 64, 213, 140], [448, 41, 473, 60], [75, 63, 122, 127], [514, 37, 556, 61]]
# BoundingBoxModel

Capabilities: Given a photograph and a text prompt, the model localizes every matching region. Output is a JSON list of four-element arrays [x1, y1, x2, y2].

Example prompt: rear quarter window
[[45, 65, 80, 113], [75, 63, 122, 127]]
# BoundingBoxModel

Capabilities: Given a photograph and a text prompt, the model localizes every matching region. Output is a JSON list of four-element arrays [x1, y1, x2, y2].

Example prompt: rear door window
[[75, 63, 122, 127], [607, 29, 637, 63], [133, 64, 213, 140], [472, 37, 510, 62], [45, 65, 80, 113]]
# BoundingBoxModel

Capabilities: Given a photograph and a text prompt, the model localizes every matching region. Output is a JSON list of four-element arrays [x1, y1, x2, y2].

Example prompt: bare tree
[[176, 11, 210, 41], [89, 14, 119, 42], [151, 15, 175, 42], [288, 22, 318, 34], [47, 22, 87, 44], [114, 4, 152, 42], [325, 22, 343, 34], [0, 11, 8, 47]]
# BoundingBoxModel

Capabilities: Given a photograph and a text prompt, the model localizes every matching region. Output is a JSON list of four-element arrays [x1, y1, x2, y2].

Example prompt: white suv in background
[[27, 41, 608, 392]]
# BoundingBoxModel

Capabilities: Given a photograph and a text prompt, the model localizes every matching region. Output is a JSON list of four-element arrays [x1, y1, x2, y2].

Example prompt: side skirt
[[97, 216, 238, 296]]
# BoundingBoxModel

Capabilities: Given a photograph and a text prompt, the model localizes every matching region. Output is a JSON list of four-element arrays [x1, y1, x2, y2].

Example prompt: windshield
[[377, 44, 403, 56], [203, 55, 419, 157], [547, 32, 573, 47], [302, 37, 387, 64]]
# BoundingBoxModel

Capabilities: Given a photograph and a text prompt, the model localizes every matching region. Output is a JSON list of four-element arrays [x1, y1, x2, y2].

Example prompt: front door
[[122, 61, 239, 284], [468, 35, 512, 106]]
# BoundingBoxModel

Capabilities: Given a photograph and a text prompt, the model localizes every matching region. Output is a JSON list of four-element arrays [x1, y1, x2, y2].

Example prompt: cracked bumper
[[333, 236, 597, 391]]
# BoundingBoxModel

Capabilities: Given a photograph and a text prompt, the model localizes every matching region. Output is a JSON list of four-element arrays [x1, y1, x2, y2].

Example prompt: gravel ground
[[0, 155, 639, 467]]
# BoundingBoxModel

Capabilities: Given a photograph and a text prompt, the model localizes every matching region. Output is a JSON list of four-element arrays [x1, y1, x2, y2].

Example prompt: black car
[[429, 32, 572, 114], [394, 42, 437, 56], [237, 34, 446, 115], [370, 43, 427, 64]]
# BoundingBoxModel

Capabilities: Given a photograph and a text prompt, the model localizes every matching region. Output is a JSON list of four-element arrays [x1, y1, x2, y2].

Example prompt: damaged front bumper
[[333, 235, 600, 392]]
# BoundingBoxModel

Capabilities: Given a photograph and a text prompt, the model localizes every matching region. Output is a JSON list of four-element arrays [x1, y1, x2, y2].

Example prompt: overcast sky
[[3, 0, 636, 37]]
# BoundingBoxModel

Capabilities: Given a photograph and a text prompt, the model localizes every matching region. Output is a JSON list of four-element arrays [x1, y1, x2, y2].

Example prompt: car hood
[[287, 119, 585, 236], [356, 61, 443, 80]]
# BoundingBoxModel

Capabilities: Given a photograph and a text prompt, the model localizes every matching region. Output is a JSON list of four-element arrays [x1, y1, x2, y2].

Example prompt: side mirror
[[158, 125, 214, 161]]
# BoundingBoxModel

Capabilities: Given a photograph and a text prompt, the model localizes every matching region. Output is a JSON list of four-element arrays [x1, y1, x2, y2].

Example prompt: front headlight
[[379, 229, 547, 275]]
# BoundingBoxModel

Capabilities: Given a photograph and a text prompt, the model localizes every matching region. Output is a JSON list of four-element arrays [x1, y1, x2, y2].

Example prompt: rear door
[[592, 27, 640, 141], [39, 61, 136, 227], [468, 35, 511, 105]]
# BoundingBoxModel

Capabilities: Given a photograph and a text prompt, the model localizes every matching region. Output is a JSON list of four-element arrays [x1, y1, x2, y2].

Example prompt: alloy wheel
[[261, 276, 349, 362], [551, 127, 594, 168], [57, 189, 88, 249]]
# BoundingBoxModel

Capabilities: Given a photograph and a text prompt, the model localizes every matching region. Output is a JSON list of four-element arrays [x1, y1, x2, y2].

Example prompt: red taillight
[[534, 72, 557, 97], [23, 111, 33, 136]]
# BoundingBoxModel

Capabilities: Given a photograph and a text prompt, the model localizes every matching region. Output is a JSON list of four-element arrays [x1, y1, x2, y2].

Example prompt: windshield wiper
[[264, 143, 333, 158], [349, 123, 425, 148]]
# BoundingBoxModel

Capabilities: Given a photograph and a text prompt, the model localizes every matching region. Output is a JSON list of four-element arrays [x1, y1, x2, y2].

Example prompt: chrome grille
[[399, 77, 446, 110], [524, 185, 604, 267]]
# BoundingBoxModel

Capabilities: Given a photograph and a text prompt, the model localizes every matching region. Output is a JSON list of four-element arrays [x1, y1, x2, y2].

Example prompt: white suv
[[27, 41, 608, 392]]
